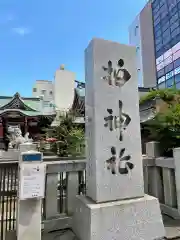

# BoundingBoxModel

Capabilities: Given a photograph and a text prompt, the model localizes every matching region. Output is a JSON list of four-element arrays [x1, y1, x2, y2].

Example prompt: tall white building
[[54, 65, 75, 112]]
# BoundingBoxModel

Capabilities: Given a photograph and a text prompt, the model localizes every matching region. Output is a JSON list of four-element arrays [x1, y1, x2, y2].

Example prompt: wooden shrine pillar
[[0, 117, 3, 138], [24, 117, 28, 134]]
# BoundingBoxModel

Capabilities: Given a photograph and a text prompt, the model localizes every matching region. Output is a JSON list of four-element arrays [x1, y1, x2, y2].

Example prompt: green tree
[[46, 112, 85, 157], [140, 88, 180, 156]]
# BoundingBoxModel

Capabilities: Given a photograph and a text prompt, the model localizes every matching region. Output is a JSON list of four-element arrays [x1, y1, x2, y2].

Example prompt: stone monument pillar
[[72, 38, 165, 240]]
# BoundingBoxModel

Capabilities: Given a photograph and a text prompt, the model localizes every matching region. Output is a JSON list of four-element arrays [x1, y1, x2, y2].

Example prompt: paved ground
[[42, 229, 77, 240], [41, 215, 180, 240], [5, 215, 180, 240], [163, 215, 180, 239]]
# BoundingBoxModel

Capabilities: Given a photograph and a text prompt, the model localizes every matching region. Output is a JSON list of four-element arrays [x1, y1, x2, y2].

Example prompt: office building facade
[[129, 0, 180, 89]]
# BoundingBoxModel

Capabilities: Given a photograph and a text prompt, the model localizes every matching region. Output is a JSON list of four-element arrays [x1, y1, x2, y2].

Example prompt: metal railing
[[2, 142, 180, 239], [0, 162, 18, 240], [0, 157, 86, 239]]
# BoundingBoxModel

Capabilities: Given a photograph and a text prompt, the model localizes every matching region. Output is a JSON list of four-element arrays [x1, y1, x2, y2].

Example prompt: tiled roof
[[0, 109, 42, 117], [0, 92, 54, 117]]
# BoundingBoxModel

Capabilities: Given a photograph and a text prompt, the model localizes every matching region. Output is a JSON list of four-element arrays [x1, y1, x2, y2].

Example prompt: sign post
[[17, 143, 45, 240]]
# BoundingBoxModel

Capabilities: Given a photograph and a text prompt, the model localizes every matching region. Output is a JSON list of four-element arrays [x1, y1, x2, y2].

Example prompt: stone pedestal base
[[17, 199, 42, 240], [72, 194, 165, 240]]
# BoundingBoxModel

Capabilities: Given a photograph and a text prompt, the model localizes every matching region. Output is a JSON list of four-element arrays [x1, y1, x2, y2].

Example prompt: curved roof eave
[[0, 92, 38, 112]]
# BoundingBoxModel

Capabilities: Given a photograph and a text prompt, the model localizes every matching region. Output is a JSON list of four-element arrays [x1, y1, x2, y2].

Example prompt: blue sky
[[0, 0, 148, 96]]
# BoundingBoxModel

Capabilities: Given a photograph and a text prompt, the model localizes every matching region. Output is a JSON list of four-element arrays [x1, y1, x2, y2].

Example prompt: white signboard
[[19, 163, 46, 200]]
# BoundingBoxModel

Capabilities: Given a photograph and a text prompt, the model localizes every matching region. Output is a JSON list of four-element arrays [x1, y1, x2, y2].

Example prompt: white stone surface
[[19, 143, 37, 153], [173, 148, 180, 213], [17, 199, 42, 240], [17, 143, 42, 240], [85, 38, 144, 202], [73, 195, 165, 240], [0, 149, 19, 160]]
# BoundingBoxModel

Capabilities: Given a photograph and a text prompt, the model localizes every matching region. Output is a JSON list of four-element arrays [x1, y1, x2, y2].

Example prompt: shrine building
[[0, 92, 56, 145]]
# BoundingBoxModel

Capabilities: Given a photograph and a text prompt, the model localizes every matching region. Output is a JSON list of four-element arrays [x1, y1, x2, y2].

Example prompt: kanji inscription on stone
[[106, 147, 134, 175], [104, 100, 131, 141], [102, 59, 131, 87]]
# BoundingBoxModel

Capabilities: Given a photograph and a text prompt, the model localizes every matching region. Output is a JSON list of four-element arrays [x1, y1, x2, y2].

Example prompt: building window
[[156, 48, 165, 58], [134, 26, 139, 36], [170, 13, 178, 25], [174, 57, 180, 68], [175, 81, 180, 88], [161, 14, 169, 25], [155, 36, 162, 45], [165, 62, 174, 73], [166, 70, 174, 80], [170, 20, 179, 33], [166, 77, 174, 88], [164, 43, 171, 51], [162, 21, 170, 33], [159, 0, 165, 8], [154, 16, 161, 26], [173, 49, 180, 61], [154, 23, 161, 32], [158, 76, 166, 84], [157, 62, 164, 71], [154, 11, 160, 20], [156, 54, 164, 65], [157, 68, 165, 78], [172, 27, 180, 39], [164, 55, 173, 66], [155, 29, 162, 38], [168, 0, 177, 10], [156, 43, 162, 52], [163, 28, 171, 40], [161, 9, 168, 19], [33, 88, 37, 92], [169, 6, 178, 17], [160, 3, 168, 14], [158, 81, 166, 89], [174, 66, 180, 75], [172, 42, 180, 53], [152, 1, 160, 12], [175, 73, 180, 83], [152, 0, 159, 10], [41, 90, 46, 94], [171, 34, 180, 47]]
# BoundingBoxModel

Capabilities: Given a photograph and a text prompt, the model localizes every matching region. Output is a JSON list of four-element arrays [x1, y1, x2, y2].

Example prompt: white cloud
[[12, 27, 31, 36]]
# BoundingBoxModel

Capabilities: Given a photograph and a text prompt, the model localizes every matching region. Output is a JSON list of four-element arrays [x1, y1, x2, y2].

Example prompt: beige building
[[32, 80, 54, 101], [32, 65, 75, 113], [129, 1, 157, 88]]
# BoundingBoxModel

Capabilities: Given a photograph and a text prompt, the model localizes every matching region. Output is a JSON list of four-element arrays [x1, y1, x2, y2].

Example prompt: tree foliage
[[141, 88, 180, 156], [140, 88, 180, 104], [46, 113, 85, 157]]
